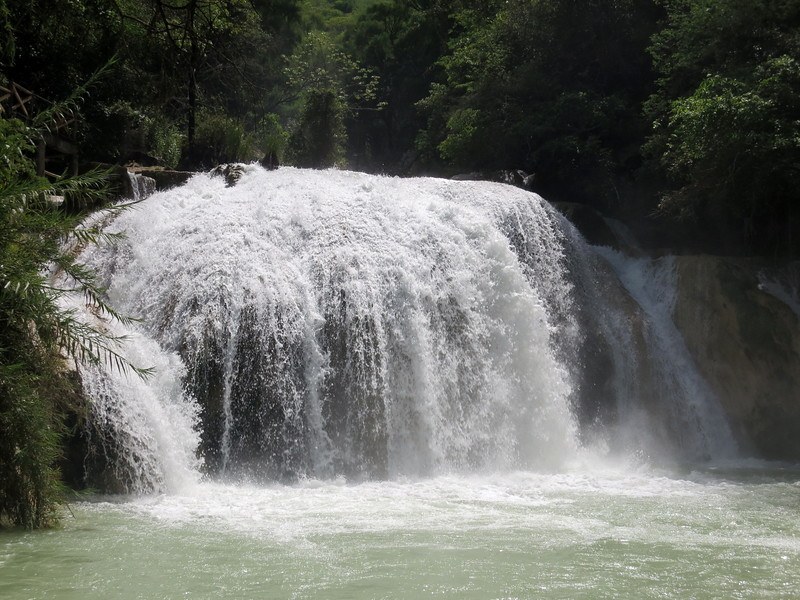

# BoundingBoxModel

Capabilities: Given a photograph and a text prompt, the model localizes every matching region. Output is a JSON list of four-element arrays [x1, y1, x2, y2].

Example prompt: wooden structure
[[0, 82, 34, 116], [1, 82, 80, 177]]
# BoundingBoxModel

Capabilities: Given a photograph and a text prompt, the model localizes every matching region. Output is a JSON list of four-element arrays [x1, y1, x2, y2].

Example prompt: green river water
[[2, 465, 798, 599]]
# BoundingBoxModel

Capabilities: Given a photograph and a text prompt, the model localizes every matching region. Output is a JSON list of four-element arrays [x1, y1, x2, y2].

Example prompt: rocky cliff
[[673, 257, 800, 459]]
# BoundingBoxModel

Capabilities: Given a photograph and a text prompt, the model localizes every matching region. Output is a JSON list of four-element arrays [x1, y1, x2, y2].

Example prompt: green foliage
[[3, 0, 303, 167], [417, 0, 660, 205], [283, 29, 381, 169], [287, 88, 346, 168], [82, 100, 185, 168], [647, 0, 800, 253], [1, 76, 147, 527], [148, 117, 184, 169], [344, 1, 452, 170], [110, 0, 275, 161], [3, 0, 120, 100], [284, 30, 380, 108], [0, 365, 69, 529], [193, 112, 256, 167], [299, 0, 381, 35], [0, 118, 37, 179], [254, 113, 289, 160], [0, 0, 14, 66], [438, 108, 481, 165]]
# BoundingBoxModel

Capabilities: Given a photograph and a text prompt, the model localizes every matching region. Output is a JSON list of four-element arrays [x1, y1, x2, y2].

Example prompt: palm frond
[[56, 259, 140, 328], [32, 56, 119, 132], [54, 311, 154, 379], [71, 226, 126, 246]]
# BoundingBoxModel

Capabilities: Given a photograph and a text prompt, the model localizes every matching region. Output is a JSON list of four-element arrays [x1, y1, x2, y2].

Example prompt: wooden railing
[[0, 82, 34, 117], [1, 81, 80, 177]]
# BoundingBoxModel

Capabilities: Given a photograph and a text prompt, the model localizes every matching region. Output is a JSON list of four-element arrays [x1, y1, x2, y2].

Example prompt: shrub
[[254, 113, 289, 162], [191, 111, 256, 168], [287, 89, 347, 168]]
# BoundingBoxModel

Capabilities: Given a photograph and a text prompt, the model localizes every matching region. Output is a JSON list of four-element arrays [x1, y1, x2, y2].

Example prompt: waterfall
[[125, 171, 156, 202], [71, 166, 738, 491], [593, 249, 737, 460], [758, 264, 800, 318], [75, 332, 201, 493]]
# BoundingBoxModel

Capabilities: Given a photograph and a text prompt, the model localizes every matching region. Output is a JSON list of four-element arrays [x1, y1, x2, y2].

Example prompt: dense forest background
[[2, 0, 798, 255], [1, 0, 799, 527]]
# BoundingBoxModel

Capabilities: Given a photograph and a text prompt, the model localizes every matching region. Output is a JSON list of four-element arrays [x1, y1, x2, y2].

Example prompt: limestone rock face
[[673, 257, 800, 459]]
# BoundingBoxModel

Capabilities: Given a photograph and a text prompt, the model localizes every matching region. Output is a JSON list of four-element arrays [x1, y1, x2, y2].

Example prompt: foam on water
[[84, 467, 800, 552], [4, 466, 799, 600]]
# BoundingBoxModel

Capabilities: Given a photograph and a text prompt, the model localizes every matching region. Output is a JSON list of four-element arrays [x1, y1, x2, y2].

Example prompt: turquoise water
[[2, 465, 799, 599]]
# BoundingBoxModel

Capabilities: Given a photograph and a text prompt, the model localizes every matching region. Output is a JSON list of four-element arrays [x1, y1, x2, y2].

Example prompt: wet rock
[[260, 151, 279, 170], [132, 167, 193, 190], [673, 256, 800, 459], [554, 202, 623, 250], [451, 169, 534, 190], [521, 172, 536, 190], [451, 171, 484, 181], [121, 171, 156, 201], [210, 163, 247, 187]]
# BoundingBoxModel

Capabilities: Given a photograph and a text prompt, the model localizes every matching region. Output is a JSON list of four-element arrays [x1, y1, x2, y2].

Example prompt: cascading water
[[593, 248, 737, 460], [125, 171, 156, 202], [78, 167, 580, 485], [759, 264, 800, 318], [75, 333, 201, 493], [71, 165, 737, 491]]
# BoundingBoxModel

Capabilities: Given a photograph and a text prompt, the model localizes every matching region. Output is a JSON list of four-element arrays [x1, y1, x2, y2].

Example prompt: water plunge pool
[[3, 465, 798, 599]]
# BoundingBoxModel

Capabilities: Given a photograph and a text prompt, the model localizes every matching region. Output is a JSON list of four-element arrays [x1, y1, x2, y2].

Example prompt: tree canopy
[[646, 0, 800, 253], [2, 0, 799, 247], [0, 1, 798, 262]]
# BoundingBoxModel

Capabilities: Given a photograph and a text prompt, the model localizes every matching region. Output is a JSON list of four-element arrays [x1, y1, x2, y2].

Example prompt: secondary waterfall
[[71, 166, 736, 491]]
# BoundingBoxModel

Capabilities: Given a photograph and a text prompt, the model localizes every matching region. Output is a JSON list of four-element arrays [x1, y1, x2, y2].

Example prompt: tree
[[287, 88, 347, 167], [283, 30, 380, 167], [417, 0, 661, 207], [2, 0, 121, 103], [0, 119, 142, 527], [646, 0, 800, 254], [109, 0, 271, 162], [343, 0, 452, 171]]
